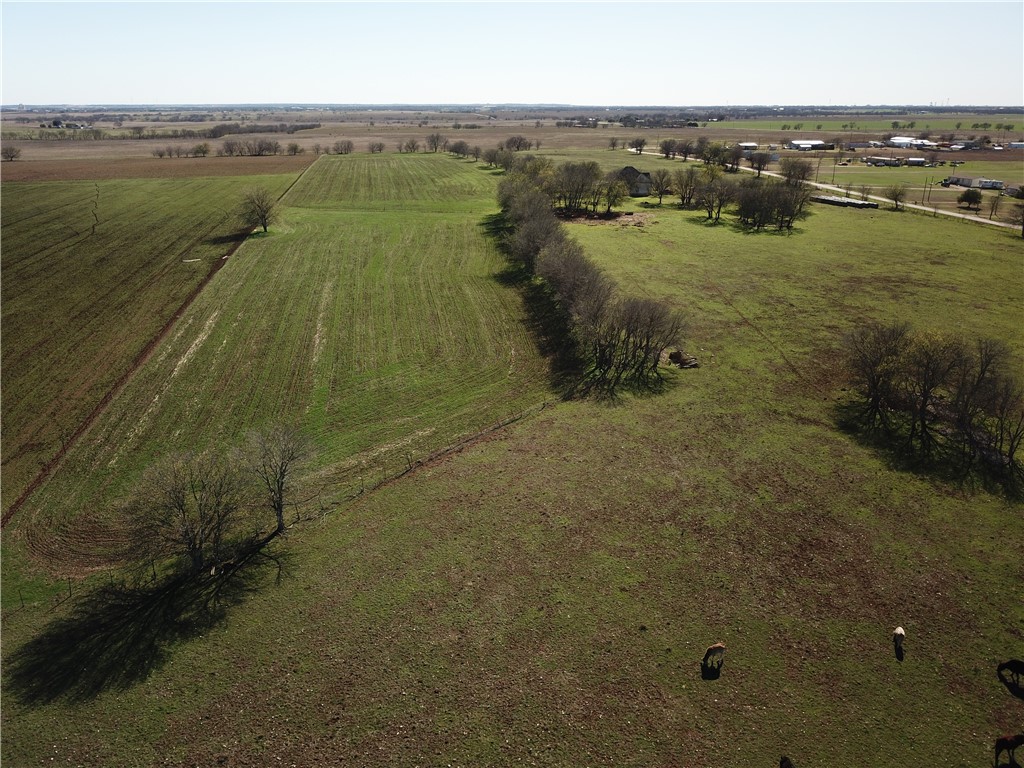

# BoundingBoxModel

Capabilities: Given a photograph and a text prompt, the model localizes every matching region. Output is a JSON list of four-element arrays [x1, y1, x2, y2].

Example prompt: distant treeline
[[15, 122, 321, 142]]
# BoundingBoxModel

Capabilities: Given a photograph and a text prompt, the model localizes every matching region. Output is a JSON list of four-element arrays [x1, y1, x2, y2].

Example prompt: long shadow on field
[[204, 231, 249, 246], [482, 213, 586, 395], [998, 660, 1024, 702], [5, 537, 288, 706], [833, 400, 1023, 500]]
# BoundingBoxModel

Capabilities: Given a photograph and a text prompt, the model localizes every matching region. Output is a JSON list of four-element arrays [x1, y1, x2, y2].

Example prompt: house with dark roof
[[616, 166, 652, 196]]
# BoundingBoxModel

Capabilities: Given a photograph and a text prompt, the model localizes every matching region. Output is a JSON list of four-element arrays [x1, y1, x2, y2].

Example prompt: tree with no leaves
[[628, 137, 647, 155], [649, 168, 672, 205], [126, 450, 248, 574], [244, 425, 311, 534], [779, 157, 813, 186], [2, 146, 23, 161], [239, 187, 278, 233], [1010, 204, 1024, 238]]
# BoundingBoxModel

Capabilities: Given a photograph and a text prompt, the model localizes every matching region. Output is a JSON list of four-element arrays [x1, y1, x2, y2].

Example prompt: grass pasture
[[2, 149, 1023, 767]]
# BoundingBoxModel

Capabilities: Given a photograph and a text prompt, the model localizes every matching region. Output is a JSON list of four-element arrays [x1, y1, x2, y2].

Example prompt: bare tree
[[403, 138, 420, 154], [698, 176, 735, 223], [659, 138, 677, 159], [2, 146, 22, 161], [239, 187, 278, 233], [628, 137, 647, 155], [842, 320, 912, 432], [333, 140, 354, 155], [779, 157, 813, 186], [901, 331, 965, 456], [368, 141, 385, 154], [988, 193, 1002, 220], [126, 451, 247, 574], [426, 133, 447, 153], [650, 168, 672, 205], [609, 137, 620, 150], [676, 139, 694, 162], [1010, 204, 1024, 238], [244, 425, 311, 534], [672, 166, 701, 207]]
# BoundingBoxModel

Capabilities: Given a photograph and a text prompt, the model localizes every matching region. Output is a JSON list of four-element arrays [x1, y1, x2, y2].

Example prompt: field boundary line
[[1, 177, 305, 529], [311, 400, 555, 521]]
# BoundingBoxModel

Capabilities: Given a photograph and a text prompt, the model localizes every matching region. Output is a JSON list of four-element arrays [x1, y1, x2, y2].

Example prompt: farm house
[[616, 166, 653, 196]]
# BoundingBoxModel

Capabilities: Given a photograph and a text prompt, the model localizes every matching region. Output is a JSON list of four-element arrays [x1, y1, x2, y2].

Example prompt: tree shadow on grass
[[482, 213, 586, 396], [5, 538, 288, 706], [204, 231, 249, 246], [831, 400, 1022, 501]]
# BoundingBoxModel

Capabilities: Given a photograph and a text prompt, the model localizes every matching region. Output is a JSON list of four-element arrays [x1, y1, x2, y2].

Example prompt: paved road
[[629, 149, 1021, 231]]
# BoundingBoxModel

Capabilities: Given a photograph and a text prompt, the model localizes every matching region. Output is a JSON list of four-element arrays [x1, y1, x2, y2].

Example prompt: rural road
[[630, 148, 1020, 230]]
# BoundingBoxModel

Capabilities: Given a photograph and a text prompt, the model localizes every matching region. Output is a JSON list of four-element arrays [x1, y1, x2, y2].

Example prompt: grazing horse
[[892, 626, 905, 651], [703, 642, 726, 669], [995, 733, 1024, 766]]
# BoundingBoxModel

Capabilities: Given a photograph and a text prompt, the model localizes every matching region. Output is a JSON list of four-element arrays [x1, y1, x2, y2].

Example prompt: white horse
[[893, 626, 905, 653]]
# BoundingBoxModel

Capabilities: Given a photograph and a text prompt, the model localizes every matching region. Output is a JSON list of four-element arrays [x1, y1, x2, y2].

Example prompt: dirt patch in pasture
[[573, 211, 657, 229], [0, 154, 316, 182]]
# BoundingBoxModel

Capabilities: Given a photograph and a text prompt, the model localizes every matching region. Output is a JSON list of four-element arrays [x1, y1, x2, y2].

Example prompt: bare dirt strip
[[1, 161, 318, 527]]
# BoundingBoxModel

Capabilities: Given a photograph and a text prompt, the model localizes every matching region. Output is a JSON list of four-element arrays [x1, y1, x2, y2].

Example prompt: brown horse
[[703, 642, 726, 669]]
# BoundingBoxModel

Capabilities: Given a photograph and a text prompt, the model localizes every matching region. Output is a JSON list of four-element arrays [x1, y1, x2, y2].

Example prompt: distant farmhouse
[[617, 167, 653, 197]]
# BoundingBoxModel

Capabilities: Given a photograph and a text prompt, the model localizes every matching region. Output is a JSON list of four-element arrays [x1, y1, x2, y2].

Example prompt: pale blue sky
[[2, 1, 1021, 106]]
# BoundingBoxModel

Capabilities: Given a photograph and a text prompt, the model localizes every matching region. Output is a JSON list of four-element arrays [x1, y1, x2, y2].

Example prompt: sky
[[2, 1, 1022, 107]]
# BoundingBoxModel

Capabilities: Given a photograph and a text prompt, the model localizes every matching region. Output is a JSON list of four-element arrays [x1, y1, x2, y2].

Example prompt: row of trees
[[123, 426, 310, 575], [843, 321, 1023, 486], [496, 155, 685, 393]]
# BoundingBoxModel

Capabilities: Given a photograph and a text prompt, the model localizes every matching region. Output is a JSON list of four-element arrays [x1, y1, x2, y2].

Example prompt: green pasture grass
[[3, 154, 1022, 767], [0, 173, 300, 511], [1, 153, 550, 583]]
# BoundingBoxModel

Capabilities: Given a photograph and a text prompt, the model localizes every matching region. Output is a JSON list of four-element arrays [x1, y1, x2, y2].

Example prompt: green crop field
[[1, 153, 550, 581], [2, 147, 1022, 767], [1, 172, 302, 512]]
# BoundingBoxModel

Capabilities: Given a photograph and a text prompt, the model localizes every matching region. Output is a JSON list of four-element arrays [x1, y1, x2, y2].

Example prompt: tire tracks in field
[[702, 266, 817, 391], [1, 173, 313, 528]]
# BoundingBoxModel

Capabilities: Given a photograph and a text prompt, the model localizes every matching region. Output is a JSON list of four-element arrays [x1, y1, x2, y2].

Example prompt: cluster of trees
[[496, 156, 685, 393], [123, 426, 310, 576], [734, 175, 813, 230], [448, 140, 482, 160], [493, 156, 630, 218], [219, 138, 283, 157], [843, 321, 1023, 485], [204, 122, 320, 139], [152, 143, 211, 158]]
